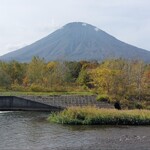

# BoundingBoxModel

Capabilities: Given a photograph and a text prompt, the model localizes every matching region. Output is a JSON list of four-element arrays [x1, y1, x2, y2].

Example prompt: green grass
[[48, 106, 150, 125], [0, 91, 93, 96]]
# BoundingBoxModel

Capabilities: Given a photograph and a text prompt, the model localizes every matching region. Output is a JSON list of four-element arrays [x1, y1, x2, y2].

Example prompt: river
[[0, 111, 149, 150]]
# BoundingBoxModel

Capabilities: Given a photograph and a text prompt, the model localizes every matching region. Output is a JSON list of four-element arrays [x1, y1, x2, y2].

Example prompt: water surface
[[0, 111, 149, 150]]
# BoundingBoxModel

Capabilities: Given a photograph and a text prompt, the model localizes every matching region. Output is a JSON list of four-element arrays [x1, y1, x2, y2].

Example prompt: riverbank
[[48, 107, 150, 125]]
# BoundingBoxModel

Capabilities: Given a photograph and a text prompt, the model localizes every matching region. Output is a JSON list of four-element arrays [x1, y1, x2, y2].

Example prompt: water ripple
[[0, 111, 149, 150]]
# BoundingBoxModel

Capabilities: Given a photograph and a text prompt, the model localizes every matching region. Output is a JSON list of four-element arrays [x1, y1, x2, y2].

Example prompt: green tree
[[64, 62, 82, 82]]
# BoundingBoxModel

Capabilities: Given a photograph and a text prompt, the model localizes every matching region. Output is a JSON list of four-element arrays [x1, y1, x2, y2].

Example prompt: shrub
[[11, 84, 29, 92], [30, 84, 46, 92], [134, 102, 143, 109], [96, 94, 110, 102], [0, 87, 7, 92], [128, 102, 144, 110], [146, 106, 150, 110], [120, 99, 129, 109]]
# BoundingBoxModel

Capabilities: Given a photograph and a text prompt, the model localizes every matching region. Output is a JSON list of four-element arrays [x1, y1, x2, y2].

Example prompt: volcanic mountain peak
[[0, 22, 150, 62]]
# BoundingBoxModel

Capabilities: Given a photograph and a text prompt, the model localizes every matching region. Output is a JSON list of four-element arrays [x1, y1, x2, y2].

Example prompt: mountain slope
[[0, 22, 150, 62]]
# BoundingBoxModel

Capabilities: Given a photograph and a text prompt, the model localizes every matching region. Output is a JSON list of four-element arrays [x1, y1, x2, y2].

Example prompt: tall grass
[[48, 106, 150, 125]]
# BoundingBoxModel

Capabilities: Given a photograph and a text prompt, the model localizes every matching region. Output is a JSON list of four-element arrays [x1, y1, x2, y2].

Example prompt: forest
[[0, 57, 149, 109]]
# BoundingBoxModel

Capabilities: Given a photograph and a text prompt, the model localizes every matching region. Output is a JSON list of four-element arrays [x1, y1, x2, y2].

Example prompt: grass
[[48, 106, 150, 125], [0, 91, 93, 96]]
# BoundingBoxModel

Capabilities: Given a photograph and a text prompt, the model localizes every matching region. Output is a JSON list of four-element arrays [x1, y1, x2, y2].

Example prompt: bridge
[[0, 95, 114, 111]]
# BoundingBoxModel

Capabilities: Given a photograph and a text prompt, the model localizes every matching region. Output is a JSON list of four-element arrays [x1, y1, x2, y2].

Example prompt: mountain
[[0, 22, 150, 62]]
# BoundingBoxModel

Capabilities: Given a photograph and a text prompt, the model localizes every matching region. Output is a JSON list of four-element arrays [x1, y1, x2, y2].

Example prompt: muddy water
[[0, 111, 149, 150]]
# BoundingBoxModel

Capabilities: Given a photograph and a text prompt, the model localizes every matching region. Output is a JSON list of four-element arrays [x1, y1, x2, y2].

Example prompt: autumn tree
[[27, 56, 47, 85], [0, 60, 26, 85], [0, 67, 11, 88], [46, 61, 59, 87], [90, 67, 122, 95]]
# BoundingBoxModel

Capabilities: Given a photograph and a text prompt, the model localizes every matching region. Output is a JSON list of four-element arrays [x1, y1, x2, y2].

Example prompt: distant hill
[[0, 22, 150, 62]]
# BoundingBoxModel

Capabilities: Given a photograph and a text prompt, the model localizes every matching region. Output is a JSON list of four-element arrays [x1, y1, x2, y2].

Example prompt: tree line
[[0, 57, 149, 107]]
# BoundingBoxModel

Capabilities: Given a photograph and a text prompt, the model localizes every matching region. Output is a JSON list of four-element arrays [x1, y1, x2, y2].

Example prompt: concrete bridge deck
[[0, 95, 114, 111]]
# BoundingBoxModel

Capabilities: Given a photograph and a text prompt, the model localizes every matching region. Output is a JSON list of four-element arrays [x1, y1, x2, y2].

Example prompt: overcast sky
[[0, 0, 150, 56]]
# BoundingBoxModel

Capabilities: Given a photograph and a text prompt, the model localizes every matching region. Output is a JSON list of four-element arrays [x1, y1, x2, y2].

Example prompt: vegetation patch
[[48, 106, 150, 125], [96, 94, 110, 102]]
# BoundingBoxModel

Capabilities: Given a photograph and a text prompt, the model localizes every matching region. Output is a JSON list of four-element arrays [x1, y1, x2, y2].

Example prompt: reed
[[48, 106, 150, 125]]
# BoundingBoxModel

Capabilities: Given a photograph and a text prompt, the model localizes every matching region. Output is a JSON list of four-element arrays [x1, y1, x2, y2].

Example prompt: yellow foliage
[[90, 67, 122, 94], [47, 62, 57, 72]]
